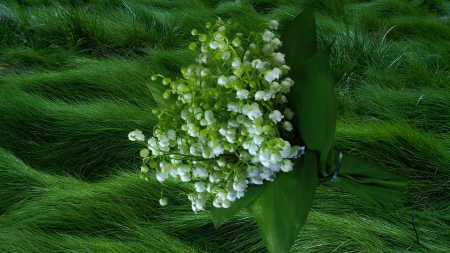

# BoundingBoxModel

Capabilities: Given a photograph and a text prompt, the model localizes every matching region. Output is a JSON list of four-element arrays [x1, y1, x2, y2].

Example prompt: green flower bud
[[210, 132, 218, 139], [206, 22, 211, 28], [214, 52, 222, 60], [199, 34, 207, 42], [233, 67, 244, 78], [189, 42, 197, 50], [236, 47, 245, 56], [151, 74, 158, 81], [141, 165, 149, 173], [254, 116, 264, 125], [267, 139, 277, 147], [200, 128, 208, 137], [232, 37, 241, 47], [263, 125, 272, 133], [140, 149, 150, 157], [191, 29, 198, 35], [202, 149, 211, 158], [162, 78, 171, 85], [163, 89, 171, 99], [150, 160, 157, 168]]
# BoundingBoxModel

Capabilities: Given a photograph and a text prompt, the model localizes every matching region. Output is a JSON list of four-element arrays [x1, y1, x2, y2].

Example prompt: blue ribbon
[[331, 152, 343, 181]]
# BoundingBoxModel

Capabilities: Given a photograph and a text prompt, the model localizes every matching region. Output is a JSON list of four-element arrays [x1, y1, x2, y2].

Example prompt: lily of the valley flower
[[128, 130, 145, 141], [130, 18, 304, 211]]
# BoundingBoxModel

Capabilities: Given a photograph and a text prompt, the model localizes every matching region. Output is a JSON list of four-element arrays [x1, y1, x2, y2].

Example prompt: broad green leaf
[[329, 152, 408, 215], [246, 150, 318, 253], [146, 76, 178, 110], [279, 6, 318, 68], [286, 44, 336, 177], [211, 184, 267, 229], [279, 6, 337, 177]]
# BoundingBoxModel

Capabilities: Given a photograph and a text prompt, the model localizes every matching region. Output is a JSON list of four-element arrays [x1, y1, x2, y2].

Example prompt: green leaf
[[211, 184, 267, 229], [146, 76, 178, 110], [286, 44, 336, 177], [246, 150, 318, 253], [280, 6, 318, 68], [279, 7, 336, 177], [329, 152, 408, 215]]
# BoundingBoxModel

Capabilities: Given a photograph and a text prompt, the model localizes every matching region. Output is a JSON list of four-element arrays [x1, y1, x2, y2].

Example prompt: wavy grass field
[[1, 0, 449, 252]]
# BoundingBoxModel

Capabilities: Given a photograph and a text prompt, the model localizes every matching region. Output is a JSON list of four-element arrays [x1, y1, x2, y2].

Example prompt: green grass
[[1, 0, 449, 252]]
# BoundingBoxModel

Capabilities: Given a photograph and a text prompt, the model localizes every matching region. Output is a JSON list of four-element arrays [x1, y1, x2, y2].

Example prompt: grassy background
[[1, 0, 449, 252]]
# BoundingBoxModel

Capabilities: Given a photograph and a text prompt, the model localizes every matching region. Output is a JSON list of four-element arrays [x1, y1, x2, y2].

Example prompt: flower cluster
[[129, 18, 304, 212]]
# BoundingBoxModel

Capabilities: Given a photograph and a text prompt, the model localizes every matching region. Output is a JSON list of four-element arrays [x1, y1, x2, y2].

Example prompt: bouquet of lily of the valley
[[128, 7, 408, 252]]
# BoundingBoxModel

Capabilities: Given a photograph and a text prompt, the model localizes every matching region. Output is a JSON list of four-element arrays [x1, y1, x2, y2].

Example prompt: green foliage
[[0, 0, 449, 252], [280, 7, 336, 177], [247, 150, 318, 253], [327, 152, 408, 214]]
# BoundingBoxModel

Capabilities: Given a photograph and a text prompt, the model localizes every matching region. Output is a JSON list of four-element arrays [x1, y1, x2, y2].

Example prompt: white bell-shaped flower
[[218, 75, 228, 85], [281, 159, 293, 172], [246, 103, 262, 120], [283, 107, 294, 120], [193, 165, 208, 178], [272, 52, 285, 66], [236, 89, 249, 100], [204, 110, 214, 124], [254, 90, 265, 101], [210, 41, 218, 49], [270, 38, 282, 49], [262, 44, 273, 54], [251, 59, 264, 70], [264, 68, 282, 82], [128, 130, 145, 141], [156, 171, 168, 182], [194, 182, 206, 192], [282, 121, 293, 131], [159, 197, 168, 206], [269, 20, 279, 30], [269, 110, 284, 123], [263, 31, 274, 41], [232, 58, 241, 67], [227, 102, 240, 112], [280, 78, 294, 93]]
